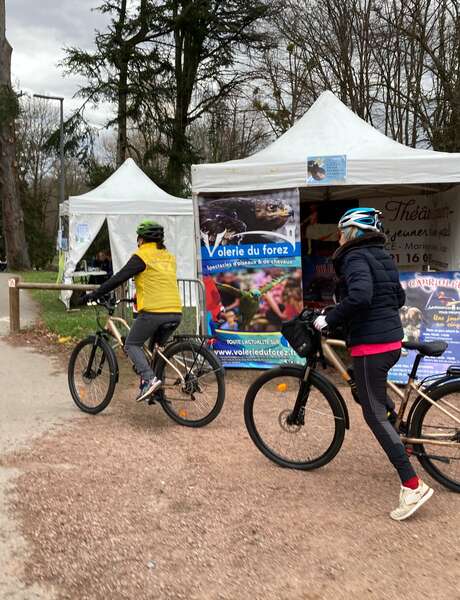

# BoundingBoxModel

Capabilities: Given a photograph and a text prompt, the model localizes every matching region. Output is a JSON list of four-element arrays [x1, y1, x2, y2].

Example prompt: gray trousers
[[125, 312, 181, 381]]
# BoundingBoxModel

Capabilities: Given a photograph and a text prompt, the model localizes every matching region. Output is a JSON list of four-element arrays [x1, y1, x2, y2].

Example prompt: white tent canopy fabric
[[192, 91, 460, 193], [62, 158, 196, 302]]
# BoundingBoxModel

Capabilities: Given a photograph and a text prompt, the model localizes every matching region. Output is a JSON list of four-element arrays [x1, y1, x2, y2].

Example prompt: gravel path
[[2, 359, 460, 600], [0, 272, 459, 598], [0, 274, 78, 599]]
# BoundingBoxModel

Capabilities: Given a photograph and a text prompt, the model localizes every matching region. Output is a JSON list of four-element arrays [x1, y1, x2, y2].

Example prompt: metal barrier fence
[[177, 278, 207, 336], [7, 276, 207, 336]]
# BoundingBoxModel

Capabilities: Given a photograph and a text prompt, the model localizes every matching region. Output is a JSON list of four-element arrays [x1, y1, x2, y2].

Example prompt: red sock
[[402, 476, 419, 489]]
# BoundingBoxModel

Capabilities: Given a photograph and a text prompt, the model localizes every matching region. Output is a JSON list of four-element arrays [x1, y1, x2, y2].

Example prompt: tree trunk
[[0, 0, 30, 269], [165, 10, 200, 197], [116, 61, 129, 167], [165, 106, 187, 196]]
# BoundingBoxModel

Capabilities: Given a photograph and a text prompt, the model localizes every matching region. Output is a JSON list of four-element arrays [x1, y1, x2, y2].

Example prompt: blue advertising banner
[[198, 190, 303, 367], [306, 155, 347, 185], [389, 272, 460, 383]]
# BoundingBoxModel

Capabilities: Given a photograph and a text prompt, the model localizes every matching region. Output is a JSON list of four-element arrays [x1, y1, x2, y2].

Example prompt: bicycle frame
[[103, 315, 187, 385], [320, 337, 460, 448]]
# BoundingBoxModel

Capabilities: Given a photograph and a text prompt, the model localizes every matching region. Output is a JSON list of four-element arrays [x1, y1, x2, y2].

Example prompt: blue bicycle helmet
[[338, 207, 383, 233]]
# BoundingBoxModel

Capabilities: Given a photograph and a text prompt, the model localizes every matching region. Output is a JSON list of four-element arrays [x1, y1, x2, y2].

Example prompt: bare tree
[[392, 0, 460, 151], [272, 0, 379, 121], [0, 0, 30, 268], [16, 97, 62, 268], [252, 43, 316, 136], [252, 0, 460, 152], [191, 95, 270, 163]]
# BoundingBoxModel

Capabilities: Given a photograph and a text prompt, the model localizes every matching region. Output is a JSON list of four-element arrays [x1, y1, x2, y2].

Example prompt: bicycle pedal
[[398, 421, 408, 436], [147, 391, 164, 406]]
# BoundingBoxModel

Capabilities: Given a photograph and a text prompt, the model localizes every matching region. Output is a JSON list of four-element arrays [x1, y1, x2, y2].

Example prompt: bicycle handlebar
[[89, 295, 135, 310]]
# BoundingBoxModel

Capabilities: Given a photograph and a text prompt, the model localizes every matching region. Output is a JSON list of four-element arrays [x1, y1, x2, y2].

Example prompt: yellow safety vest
[[134, 243, 182, 313]]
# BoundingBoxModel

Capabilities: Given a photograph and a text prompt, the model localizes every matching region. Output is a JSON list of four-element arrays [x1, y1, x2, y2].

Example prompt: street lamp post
[[33, 94, 65, 205]]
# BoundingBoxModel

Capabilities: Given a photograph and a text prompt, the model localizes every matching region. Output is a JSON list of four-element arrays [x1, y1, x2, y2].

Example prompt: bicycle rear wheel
[[409, 381, 460, 492], [68, 335, 118, 414], [155, 340, 225, 427], [244, 366, 346, 470]]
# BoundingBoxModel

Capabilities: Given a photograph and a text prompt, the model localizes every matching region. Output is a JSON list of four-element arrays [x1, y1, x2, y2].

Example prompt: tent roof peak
[[247, 90, 437, 162], [192, 90, 460, 192], [68, 158, 192, 215]]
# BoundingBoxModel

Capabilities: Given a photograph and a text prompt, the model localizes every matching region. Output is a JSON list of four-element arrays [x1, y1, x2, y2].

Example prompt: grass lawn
[[19, 271, 99, 339], [18, 271, 200, 340]]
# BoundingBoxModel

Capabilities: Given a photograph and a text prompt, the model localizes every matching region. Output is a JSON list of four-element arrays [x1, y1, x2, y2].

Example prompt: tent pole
[[192, 192, 203, 281], [192, 192, 206, 335]]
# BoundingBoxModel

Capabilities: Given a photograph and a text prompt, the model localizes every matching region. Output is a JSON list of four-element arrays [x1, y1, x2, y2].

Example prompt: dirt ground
[[0, 277, 77, 600], [2, 336, 460, 600]]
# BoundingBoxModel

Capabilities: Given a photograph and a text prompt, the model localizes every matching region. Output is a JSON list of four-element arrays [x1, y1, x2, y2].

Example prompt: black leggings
[[353, 350, 416, 483]]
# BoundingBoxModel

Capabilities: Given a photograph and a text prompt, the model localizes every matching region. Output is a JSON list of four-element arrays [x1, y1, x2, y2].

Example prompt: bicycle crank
[[410, 450, 451, 464]]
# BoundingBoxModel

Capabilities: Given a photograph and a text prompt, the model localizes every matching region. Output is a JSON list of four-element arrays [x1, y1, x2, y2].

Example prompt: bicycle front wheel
[[68, 335, 118, 414], [155, 340, 225, 427], [244, 367, 346, 470], [409, 381, 460, 492]]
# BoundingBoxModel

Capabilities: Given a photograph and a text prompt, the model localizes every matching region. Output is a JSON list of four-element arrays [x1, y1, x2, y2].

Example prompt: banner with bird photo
[[198, 190, 303, 367], [389, 271, 460, 383]]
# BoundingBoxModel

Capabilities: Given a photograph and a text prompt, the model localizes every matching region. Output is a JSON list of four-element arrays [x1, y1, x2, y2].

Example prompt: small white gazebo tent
[[62, 158, 196, 297]]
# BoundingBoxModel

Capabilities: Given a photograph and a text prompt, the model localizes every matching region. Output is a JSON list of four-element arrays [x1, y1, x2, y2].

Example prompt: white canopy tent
[[192, 90, 460, 193], [61, 158, 196, 303], [192, 90, 460, 270]]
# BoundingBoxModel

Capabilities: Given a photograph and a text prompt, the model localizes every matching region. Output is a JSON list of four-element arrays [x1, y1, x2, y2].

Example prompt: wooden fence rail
[[8, 277, 98, 334], [7, 276, 207, 335]]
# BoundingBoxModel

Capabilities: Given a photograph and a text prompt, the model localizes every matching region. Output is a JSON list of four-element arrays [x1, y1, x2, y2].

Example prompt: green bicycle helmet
[[136, 220, 164, 241]]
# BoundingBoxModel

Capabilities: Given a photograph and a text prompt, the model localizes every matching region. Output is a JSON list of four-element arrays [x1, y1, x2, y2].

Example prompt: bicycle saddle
[[152, 321, 179, 346], [402, 340, 448, 357]]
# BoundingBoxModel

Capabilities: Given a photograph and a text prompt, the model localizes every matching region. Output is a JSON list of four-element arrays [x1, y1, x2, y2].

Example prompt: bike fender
[[281, 363, 350, 429], [98, 334, 120, 383], [406, 374, 460, 426]]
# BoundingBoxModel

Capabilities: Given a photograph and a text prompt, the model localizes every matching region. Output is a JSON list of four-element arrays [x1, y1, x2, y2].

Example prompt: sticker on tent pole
[[306, 155, 347, 185]]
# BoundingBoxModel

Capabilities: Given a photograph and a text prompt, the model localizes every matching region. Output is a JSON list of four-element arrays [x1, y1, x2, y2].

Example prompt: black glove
[[79, 292, 97, 306]]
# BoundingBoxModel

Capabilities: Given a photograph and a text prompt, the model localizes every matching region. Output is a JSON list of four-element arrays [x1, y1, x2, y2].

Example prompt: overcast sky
[[6, 0, 112, 126]]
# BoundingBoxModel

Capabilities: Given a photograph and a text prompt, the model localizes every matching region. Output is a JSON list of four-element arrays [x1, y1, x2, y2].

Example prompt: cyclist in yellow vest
[[83, 221, 182, 401]]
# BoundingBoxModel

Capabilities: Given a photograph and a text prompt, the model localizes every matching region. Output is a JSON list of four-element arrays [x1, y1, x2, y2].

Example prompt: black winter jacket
[[325, 233, 405, 346]]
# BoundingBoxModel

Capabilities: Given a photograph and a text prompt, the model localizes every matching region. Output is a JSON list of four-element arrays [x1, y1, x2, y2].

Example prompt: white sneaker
[[136, 377, 162, 402], [390, 480, 434, 521]]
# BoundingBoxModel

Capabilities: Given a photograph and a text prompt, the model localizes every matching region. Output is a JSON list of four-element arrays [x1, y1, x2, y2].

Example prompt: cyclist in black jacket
[[314, 208, 433, 521]]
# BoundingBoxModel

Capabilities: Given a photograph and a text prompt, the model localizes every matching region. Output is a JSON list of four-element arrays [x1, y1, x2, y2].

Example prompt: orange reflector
[[79, 388, 87, 399], [277, 383, 288, 392], [179, 409, 188, 418]]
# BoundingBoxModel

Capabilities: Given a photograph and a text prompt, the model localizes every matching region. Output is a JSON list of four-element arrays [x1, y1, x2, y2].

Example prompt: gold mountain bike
[[244, 309, 460, 492], [68, 295, 225, 427]]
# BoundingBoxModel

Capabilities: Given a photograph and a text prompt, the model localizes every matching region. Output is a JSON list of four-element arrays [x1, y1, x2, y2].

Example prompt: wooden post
[[8, 276, 20, 333]]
